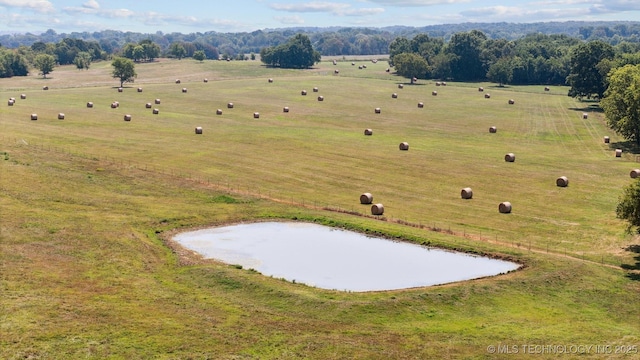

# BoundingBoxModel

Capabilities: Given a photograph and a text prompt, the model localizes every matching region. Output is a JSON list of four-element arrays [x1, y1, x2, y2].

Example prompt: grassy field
[[1, 58, 639, 359]]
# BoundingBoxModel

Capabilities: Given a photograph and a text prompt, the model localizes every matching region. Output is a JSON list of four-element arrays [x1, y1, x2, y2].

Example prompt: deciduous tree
[[566, 40, 614, 99], [392, 53, 429, 83], [601, 64, 640, 144], [34, 53, 56, 78], [111, 57, 136, 87]]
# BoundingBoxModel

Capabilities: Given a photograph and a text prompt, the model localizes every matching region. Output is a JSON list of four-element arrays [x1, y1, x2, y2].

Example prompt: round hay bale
[[317, 96, 324, 101], [114, 101, 119, 107], [371, 203, 384, 216], [374, 107, 381, 114], [195, 127, 203, 134], [283, 106, 289, 113], [145, 103, 152, 108], [332, 60, 337, 65], [313, 87, 319, 92], [110, 102, 118, 109], [182, 88, 188, 93], [9, 97, 15, 101], [301, 90, 307, 96], [227, 102, 234, 108], [386, 68, 390, 72], [544, 86, 550, 91], [364, 128, 373, 136], [216, 109, 223, 115], [556, 176, 569, 187], [334, 69, 339, 74], [508, 99, 515, 104], [372, 59, 378, 64], [268, 78, 273, 83], [603, 136, 610, 143], [418, 102, 424, 108], [363, 65, 367, 69], [153, 108, 159, 114], [631, 170, 640, 179], [137, 87, 143, 92], [582, 113, 588, 119], [412, 77, 418, 83], [398, 84, 404, 89], [399, 142, 409, 151], [42, 86, 48, 90], [253, 112, 260, 119], [442, 82, 447, 86], [499, 202, 512, 214], [124, 114, 132, 121], [8, 99, 14, 106], [485, 93, 491, 98], [155, 99, 161, 104], [203, 78, 208, 83], [360, 193, 373, 204], [86, 102, 93, 108], [175, 79, 181, 84], [30, 114, 38, 120], [432, 91, 437, 96], [461, 187, 473, 199], [504, 153, 515, 162], [351, 62, 355, 66], [358, 66, 363, 69], [392, 93, 398, 98], [20, 94, 26, 99], [57, 113, 65, 120], [478, 87, 484, 92], [118, 87, 123, 92], [489, 126, 497, 133], [436, 81, 441, 86], [616, 149, 623, 157]]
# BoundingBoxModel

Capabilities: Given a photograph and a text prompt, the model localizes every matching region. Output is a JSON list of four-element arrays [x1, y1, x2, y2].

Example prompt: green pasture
[[1, 59, 638, 359]]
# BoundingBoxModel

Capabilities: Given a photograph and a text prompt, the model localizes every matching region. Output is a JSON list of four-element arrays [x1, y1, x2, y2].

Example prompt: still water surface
[[173, 222, 519, 292]]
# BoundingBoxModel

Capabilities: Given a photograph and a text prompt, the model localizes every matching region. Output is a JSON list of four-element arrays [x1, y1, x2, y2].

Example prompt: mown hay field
[[1, 58, 638, 359]]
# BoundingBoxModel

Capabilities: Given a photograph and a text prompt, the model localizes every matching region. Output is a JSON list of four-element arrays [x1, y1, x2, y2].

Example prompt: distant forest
[[2, 21, 640, 90], [2, 21, 640, 57]]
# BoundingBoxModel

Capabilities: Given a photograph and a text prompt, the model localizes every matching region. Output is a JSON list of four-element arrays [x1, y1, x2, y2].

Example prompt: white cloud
[[270, 2, 351, 13], [0, 0, 55, 13], [460, 5, 591, 22], [364, 0, 471, 6], [82, 0, 100, 10], [270, 1, 384, 16], [274, 15, 305, 24]]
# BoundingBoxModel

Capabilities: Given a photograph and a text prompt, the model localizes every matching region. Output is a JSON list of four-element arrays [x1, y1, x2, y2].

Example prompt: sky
[[1, 0, 639, 34]]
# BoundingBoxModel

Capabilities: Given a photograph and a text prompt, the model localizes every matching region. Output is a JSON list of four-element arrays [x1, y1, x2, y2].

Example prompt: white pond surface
[[173, 222, 520, 292]]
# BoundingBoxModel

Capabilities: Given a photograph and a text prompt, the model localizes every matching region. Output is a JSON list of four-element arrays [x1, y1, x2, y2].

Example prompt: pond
[[173, 222, 520, 292]]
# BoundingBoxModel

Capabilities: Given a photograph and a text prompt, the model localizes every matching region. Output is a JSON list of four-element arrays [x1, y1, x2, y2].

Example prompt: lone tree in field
[[601, 64, 640, 144], [392, 52, 429, 83], [34, 53, 56, 78], [260, 34, 320, 69], [617, 179, 640, 233], [111, 57, 136, 87]]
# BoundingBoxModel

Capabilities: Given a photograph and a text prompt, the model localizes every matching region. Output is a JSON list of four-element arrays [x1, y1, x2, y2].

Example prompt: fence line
[[0, 135, 627, 269]]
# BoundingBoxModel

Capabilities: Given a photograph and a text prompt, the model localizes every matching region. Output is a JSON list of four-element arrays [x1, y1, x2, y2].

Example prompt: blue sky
[[1, 0, 639, 34]]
